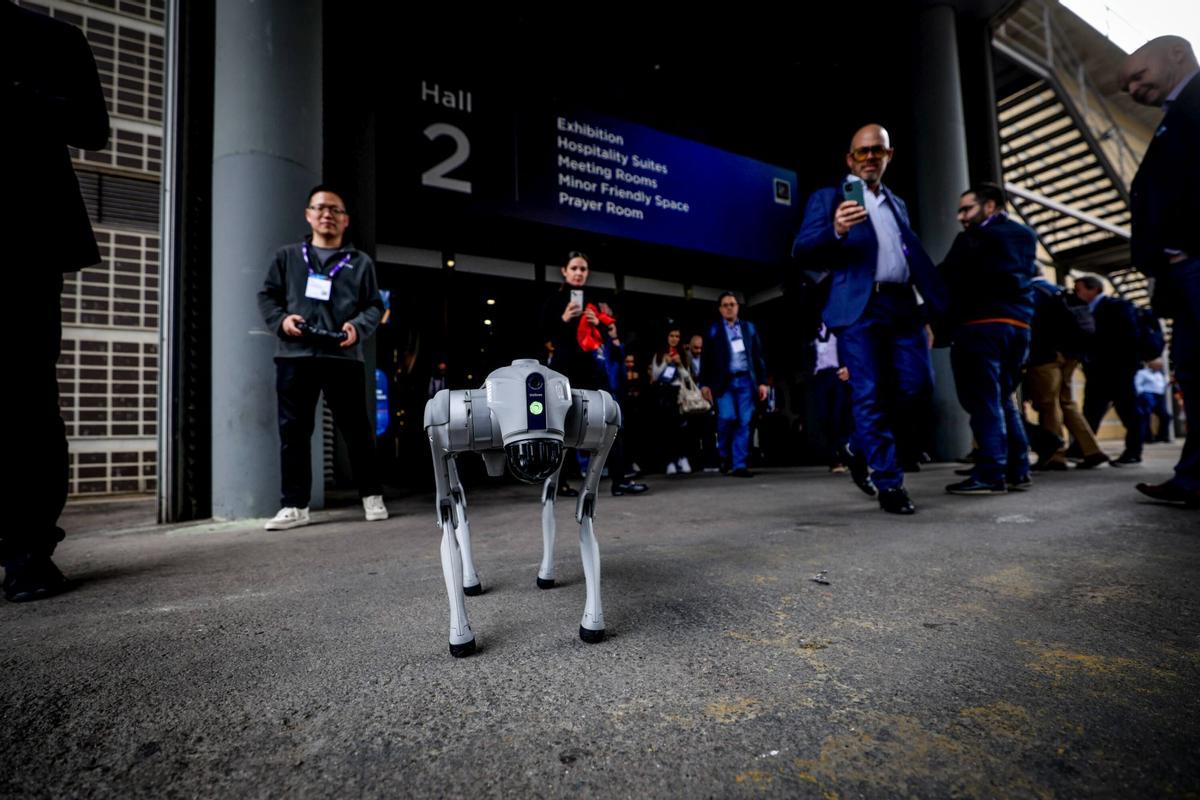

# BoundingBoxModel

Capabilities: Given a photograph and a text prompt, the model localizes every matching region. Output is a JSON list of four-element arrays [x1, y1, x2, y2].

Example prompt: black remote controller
[[295, 320, 348, 344]]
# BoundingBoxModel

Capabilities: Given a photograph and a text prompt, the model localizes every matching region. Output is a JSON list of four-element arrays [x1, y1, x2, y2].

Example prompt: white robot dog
[[424, 359, 621, 657]]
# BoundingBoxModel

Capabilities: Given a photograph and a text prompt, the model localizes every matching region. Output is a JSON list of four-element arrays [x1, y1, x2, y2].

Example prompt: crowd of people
[[4, 4, 1197, 604], [538, 255, 775, 496]]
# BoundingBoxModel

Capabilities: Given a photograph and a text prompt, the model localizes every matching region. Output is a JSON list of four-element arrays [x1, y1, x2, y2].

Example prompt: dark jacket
[[792, 184, 948, 329], [540, 286, 625, 391], [257, 239, 385, 362], [938, 214, 1038, 331], [5, 4, 109, 270], [1130, 71, 1200, 299], [1028, 279, 1092, 365], [700, 319, 767, 396], [1087, 295, 1140, 377]]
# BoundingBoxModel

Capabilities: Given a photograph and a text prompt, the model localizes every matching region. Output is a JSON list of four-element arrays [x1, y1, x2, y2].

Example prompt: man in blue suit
[[700, 293, 768, 478], [939, 183, 1038, 495], [793, 124, 946, 514], [1121, 36, 1200, 507]]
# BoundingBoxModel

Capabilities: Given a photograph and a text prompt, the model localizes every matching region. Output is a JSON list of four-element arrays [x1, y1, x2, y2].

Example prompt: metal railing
[[995, 0, 1140, 187]]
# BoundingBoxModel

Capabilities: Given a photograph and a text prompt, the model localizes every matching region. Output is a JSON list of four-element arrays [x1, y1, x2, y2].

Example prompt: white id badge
[[731, 338, 746, 354], [661, 365, 677, 382], [305, 274, 332, 301]]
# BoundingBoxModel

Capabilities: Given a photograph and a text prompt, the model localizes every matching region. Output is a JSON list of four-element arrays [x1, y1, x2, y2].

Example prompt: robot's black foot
[[449, 638, 477, 658], [463, 583, 483, 596], [536, 577, 555, 590], [579, 626, 605, 644]]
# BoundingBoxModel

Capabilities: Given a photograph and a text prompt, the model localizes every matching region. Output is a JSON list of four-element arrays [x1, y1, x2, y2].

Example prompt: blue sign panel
[[512, 112, 796, 264]]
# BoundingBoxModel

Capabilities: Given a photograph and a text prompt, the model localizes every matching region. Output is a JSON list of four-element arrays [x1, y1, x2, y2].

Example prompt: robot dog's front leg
[[447, 457, 482, 596], [428, 425, 476, 658], [537, 464, 564, 590]]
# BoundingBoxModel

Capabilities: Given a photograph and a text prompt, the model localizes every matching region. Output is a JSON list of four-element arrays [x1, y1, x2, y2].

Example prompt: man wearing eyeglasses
[[256, 186, 389, 530], [938, 183, 1037, 496], [793, 125, 946, 514], [700, 293, 769, 478], [1120, 36, 1200, 507]]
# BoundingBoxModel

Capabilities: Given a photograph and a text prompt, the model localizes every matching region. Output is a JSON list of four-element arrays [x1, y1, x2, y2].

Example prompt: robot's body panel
[[423, 360, 621, 657]]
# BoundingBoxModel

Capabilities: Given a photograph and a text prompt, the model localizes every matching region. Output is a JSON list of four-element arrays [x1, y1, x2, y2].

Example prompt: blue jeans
[[950, 324, 1031, 484], [1138, 391, 1172, 442], [716, 373, 756, 470], [837, 291, 934, 490]]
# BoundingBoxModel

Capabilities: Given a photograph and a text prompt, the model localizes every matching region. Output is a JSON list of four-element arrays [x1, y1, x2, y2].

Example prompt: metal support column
[[912, 3, 974, 462], [211, 0, 323, 519]]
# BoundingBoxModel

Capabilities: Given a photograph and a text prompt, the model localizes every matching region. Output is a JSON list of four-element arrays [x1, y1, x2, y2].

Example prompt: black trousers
[[276, 357, 382, 507], [1083, 368, 1143, 459], [3, 272, 68, 561], [810, 367, 853, 465]]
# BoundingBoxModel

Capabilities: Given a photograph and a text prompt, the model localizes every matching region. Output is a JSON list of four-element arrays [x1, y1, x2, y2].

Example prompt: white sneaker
[[363, 495, 389, 521], [677, 457, 692, 474], [265, 506, 309, 530], [666, 462, 678, 476]]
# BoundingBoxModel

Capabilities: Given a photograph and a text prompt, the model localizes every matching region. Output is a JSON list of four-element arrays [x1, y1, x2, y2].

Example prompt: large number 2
[[421, 123, 472, 194]]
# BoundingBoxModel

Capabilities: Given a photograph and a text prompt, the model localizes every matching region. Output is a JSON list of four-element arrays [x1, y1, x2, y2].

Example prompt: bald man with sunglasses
[[1121, 36, 1200, 507], [793, 125, 946, 514]]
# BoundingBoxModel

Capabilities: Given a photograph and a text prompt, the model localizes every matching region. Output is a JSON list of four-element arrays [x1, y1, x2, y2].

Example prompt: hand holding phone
[[835, 180, 869, 236], [842, 179, 866, 207]]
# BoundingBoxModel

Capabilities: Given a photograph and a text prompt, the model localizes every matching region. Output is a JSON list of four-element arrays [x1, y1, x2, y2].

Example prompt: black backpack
[[1032, 281, 1094, 358], [782, 268, 832, 344], [1134, 304, 1166, 362]]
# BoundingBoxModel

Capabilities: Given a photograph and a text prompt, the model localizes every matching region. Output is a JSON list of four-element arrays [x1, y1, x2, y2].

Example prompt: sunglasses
[[849, 145, 892, 162]]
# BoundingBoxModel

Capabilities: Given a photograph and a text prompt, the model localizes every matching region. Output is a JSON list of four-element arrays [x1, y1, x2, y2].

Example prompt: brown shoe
[[1076, 453, 1110, 469], [1135, 482, 1200, 507]]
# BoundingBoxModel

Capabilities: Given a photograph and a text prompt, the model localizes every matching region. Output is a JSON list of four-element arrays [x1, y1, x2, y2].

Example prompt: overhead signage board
[[381, 78, 798, 264]]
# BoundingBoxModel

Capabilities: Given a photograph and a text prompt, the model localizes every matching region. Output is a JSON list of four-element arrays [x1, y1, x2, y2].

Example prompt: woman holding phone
[[540, 251, 647, 497], [649, 326, 692, 475]]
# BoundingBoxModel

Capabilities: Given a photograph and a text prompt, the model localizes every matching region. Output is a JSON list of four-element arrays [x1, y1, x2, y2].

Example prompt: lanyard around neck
[[302, 242, 352, 278]]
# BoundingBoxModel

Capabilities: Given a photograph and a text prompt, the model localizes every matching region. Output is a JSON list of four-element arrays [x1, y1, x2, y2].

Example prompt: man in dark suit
[[1120, 36, 1200, 506], [1074, 275, 1144, 466], [792, 124, 946, 514], [700, 293, 768, 478], [2, 3, 109, 601], [939, 183, 1038, 495]]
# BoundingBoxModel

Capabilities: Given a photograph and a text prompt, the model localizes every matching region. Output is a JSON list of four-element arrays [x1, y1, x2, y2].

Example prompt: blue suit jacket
[[792, 185, 947, 329], [700, 319, 767, 397]]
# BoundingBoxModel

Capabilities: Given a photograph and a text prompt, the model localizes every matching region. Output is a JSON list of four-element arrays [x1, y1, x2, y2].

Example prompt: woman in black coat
[[540, 251, 647, 496]]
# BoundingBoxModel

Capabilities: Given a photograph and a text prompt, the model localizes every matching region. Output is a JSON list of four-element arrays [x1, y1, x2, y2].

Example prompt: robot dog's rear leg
[[440, 512, 476, 657], [573, 411, 618, 644], [433, 452, 475, 658], [447, 458, 482, 596], [537, 465, 564, 590]]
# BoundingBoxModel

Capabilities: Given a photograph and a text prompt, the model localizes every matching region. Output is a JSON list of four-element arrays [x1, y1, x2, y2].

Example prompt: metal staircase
[[992, 0, 1142, 275]]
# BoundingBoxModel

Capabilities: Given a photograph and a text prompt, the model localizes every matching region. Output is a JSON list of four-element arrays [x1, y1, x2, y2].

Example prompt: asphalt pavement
[[2, 445, 1197, 798]]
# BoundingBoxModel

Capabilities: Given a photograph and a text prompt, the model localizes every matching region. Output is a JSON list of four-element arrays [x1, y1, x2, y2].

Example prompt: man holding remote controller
[[257, 186, 388, 530]]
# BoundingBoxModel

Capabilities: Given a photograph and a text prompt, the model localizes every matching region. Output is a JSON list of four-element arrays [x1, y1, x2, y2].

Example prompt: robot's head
[[481, 360, 571, 483], [504, 440, 564, 483]]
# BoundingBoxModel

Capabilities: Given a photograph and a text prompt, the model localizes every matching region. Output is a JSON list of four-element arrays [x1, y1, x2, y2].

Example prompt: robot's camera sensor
[[505, 440, 564, 483], [526, 374, 544, 390]]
